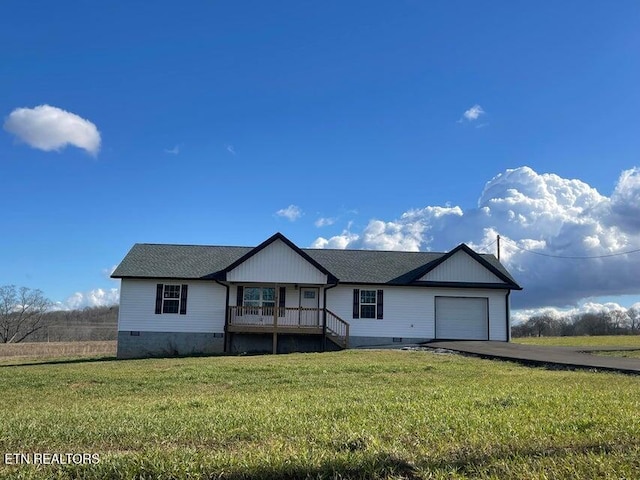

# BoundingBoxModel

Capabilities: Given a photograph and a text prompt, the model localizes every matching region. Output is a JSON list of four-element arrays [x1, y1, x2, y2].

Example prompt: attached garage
[[435, 296, 489, 340]]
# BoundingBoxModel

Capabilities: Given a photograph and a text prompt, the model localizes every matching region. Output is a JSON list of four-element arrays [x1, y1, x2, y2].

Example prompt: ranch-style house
[[111, 232, 522, 358]]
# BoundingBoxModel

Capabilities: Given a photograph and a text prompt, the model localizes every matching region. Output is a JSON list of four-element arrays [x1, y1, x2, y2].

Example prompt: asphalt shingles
[[112, 242, 519, 286]]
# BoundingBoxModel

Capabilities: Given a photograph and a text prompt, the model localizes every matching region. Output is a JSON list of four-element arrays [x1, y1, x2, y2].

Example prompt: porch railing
[[229, 306, 322, 328], [325, 309, 349, 348], [227, 306, 350, 349]]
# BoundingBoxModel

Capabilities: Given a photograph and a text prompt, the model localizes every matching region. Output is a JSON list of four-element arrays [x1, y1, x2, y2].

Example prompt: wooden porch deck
[[227, 306, 349, 350]]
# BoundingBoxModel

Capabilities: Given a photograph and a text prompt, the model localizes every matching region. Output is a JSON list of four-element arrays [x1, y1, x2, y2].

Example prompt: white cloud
[[311, 230, 359, 249], [276, 204, 303, 221], [511, 301, 635, 324], [312, 166, 640, 309], [610, 167, 640, 231], [164, 145, 180, 155], [4, 104, 101, 155], [460, 104, 485, 122], [58, 288, 120, 310], [226, 144, 236, 155], [315, 217, 336, 228], [102, 265, 118, 280]]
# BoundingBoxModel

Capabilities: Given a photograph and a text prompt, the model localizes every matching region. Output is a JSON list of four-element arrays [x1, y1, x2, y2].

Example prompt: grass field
[[0, 341, 116, 362], [1, 350, 639, 479], [513, 335, 640, 348], [594, 349, 640, 359]]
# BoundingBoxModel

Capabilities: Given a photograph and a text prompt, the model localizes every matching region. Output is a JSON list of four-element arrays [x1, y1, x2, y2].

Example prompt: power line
[[501, 237, 640, 259], [476, 238, 497, 255]]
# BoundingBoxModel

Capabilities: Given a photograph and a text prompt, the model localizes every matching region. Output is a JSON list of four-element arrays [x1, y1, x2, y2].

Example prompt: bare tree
[[607, 309, 630, 334], [0, 285, 52, 343], [530, 314, 553, 337], [628, 306, 640, 334]]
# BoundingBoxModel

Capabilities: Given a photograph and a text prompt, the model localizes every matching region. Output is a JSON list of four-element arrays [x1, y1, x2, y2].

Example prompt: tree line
[[0, 285, 117, 343], [512, 308, 640, 338]]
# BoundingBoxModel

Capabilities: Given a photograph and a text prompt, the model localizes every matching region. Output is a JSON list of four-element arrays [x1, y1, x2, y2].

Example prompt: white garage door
[[435, 297, 488, 340]]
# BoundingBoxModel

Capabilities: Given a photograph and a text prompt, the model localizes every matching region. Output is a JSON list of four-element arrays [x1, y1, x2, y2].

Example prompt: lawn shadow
[[0, 355, 119, 368], [218, 452, 421, 480], [0, 350, 232, 368]]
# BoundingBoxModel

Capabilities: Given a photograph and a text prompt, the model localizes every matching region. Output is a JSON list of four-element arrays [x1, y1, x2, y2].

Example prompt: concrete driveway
[[425, 340, 640, 375]]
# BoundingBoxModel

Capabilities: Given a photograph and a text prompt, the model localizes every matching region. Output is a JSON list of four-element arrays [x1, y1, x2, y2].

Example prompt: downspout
[[322, 282, 339, 352], [505, 290, 511, 342], [215, 280, 230, 353]]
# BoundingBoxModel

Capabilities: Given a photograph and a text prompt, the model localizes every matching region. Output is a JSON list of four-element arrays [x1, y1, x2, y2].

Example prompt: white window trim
[[162, 284, 182, 314], [243, 286, 276, 308], [359, 289, 377, 319]]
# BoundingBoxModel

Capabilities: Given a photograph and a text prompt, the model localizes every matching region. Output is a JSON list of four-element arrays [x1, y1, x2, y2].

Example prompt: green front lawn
[[594, 349, 640, 359], [1, 350, 639, 479]]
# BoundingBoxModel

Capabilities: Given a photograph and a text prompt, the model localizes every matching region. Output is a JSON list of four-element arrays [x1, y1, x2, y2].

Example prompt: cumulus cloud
[[511, 301, 639, 324], [610, 167, 640, 231], [315, 217, 336, 228], [276, 204, 303, 221], [311, 230, 359, 249], [164, 145, 180, 155], [55, 288, 120, 310], [311, 166, 640, 309], [4, 104, 101, 155], [460, 104, 485, 122]]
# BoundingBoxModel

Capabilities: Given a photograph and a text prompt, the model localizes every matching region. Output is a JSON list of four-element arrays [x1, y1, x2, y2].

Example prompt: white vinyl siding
[[326, 285, 509, 341], [227, 239, 328, 284], [327, 286, 431, 339], [435, 297, 488, 340], [118, 279, 226, 333], [419, 250, 506, 283]]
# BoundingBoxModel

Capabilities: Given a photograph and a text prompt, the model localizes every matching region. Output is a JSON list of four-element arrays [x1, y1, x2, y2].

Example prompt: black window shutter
[[353, 289, 360, 319], [179, 284, 188, 315], [236, 286, 244, 316], [279, 286, 286, 317], [377, 289, 384, 320], [155, 284, 163, 314]]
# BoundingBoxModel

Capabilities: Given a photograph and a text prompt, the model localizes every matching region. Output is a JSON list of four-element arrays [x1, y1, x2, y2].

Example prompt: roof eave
[[412, 280, 522, 290]]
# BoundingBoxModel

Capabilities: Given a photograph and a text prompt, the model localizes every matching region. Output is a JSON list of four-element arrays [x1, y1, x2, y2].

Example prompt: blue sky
[[2, 1, 640, 315]]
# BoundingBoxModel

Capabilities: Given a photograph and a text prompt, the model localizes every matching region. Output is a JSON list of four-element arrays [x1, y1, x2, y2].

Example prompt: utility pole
[[497, 235, 501, 261]]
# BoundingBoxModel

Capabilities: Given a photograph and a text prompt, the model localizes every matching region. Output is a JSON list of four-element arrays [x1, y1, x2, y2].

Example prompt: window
[[155, 284, 188, 315], [360, 290, 377, 319], [236, 286, 286, 317], [243, 287, 275, 314], [163, 284, 181, 313], [303, 290, 316, 299], [352, 288, 383, 319]]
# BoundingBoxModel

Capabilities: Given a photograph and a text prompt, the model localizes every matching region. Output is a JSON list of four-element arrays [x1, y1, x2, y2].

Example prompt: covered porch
[[218, 233, 348, 352], [227, 305, 349, 353]]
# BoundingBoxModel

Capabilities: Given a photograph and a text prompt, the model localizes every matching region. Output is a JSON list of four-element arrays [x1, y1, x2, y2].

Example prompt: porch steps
[[325, 309, 349, 349]]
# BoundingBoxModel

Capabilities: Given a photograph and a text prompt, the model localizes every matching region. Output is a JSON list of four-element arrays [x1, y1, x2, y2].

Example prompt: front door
[[299, 288, 319, 326]]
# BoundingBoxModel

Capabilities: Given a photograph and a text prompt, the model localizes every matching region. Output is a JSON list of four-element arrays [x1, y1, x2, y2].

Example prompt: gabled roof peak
[[218, 232, 338, 283]]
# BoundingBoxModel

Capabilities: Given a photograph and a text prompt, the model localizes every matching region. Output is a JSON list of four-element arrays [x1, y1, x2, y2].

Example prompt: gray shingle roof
[[111, 244, 252, 280], [112, 242, 520, 288]]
